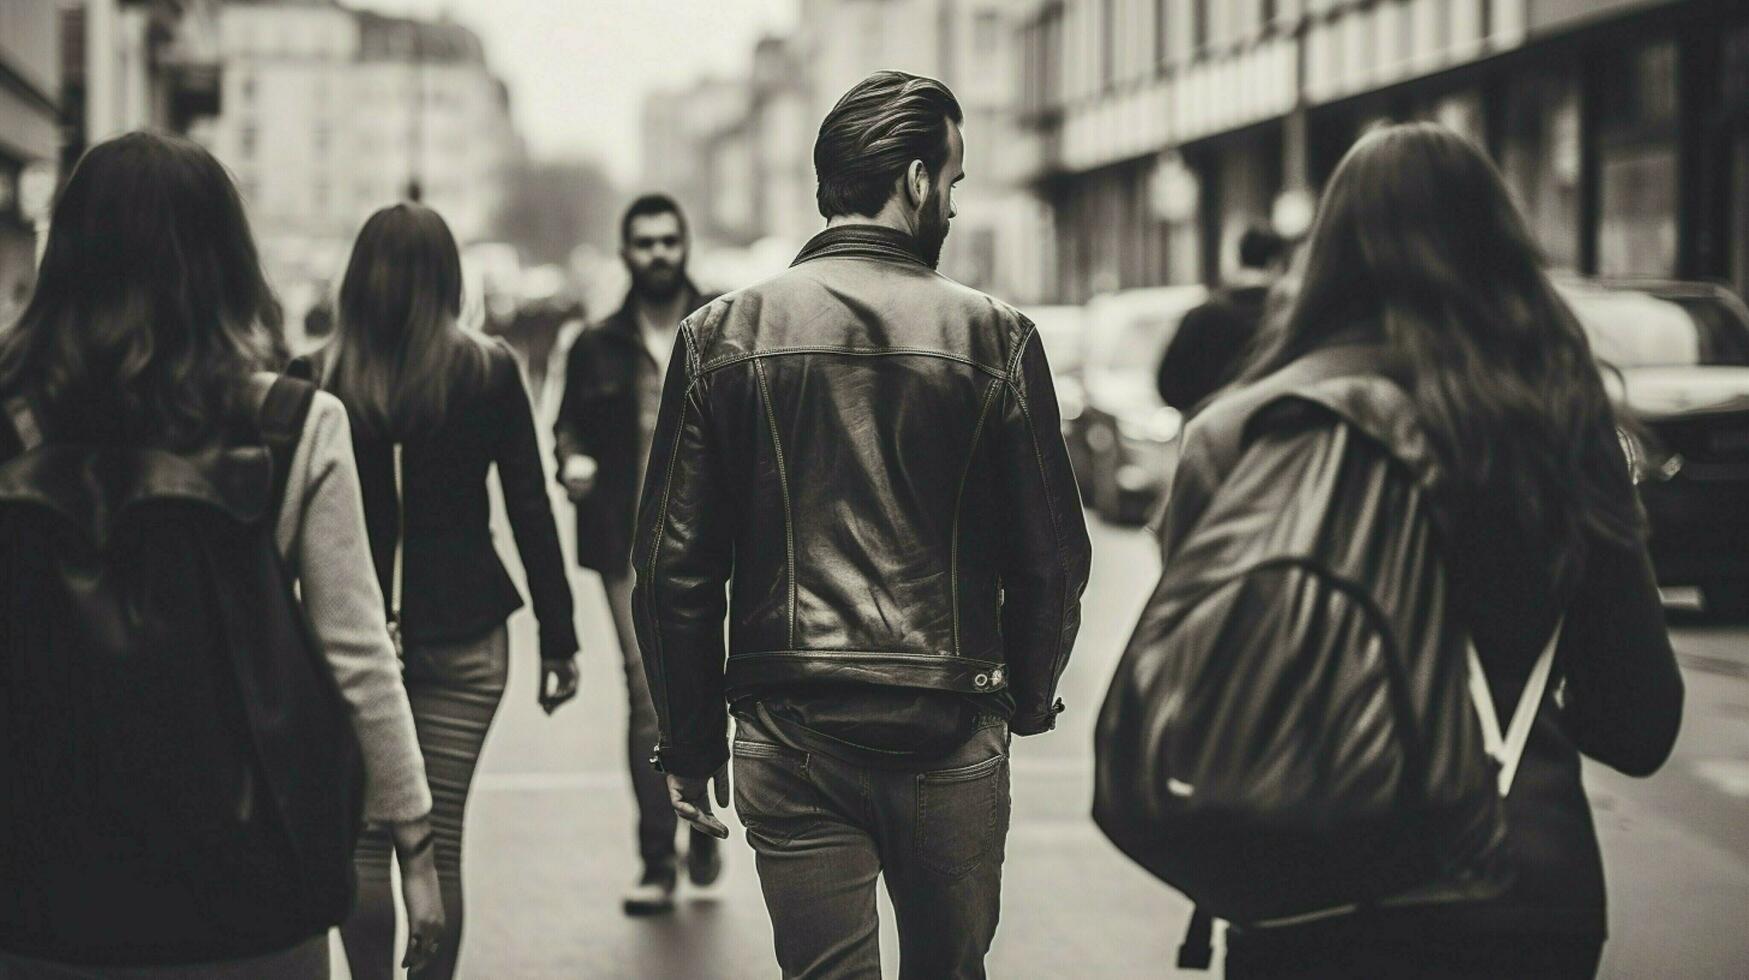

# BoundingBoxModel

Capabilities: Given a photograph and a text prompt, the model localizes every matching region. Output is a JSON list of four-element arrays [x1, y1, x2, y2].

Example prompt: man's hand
[[538, 657, 579, 715], [666, 766, 731, 840], [561, 454, 598, 501]]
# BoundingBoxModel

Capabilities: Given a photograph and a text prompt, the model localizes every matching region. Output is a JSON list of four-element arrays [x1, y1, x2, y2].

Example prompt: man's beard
[[631, 261, 686, 301], [918, 192, 950, 270]]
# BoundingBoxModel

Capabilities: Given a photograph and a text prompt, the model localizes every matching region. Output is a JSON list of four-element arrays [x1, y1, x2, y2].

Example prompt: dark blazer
[[295, 338, 578, 661], [552, 284, 714, 574]]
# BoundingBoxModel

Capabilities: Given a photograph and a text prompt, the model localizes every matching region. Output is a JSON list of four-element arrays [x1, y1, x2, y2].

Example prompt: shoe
[[622, 864, 677, 916], [687, 830, 724, 888]]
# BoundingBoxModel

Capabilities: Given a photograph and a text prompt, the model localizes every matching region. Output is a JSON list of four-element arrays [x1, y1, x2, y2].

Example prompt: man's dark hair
[[814, 71, 964, 219], [621, 193, 688, 244], [1238, 227, 1288, 270]]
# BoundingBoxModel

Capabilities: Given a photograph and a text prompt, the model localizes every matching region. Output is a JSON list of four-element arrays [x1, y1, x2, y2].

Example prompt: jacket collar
[[793, 224, 930, 269]]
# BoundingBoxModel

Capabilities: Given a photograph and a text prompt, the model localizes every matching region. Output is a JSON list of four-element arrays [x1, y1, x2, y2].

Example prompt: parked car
[[1558, 277, 1749, 619], [1021, 305, 1093, 500], [1074, 286, 1208, 525]]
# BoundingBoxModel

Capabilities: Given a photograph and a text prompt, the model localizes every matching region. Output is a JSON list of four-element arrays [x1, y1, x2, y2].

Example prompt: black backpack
[[1092, 368, 1561, 967], [0, 376, 364, 966]]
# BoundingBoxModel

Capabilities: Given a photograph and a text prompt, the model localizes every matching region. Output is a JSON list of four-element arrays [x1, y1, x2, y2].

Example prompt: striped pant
[[341, 625, 508, 980]]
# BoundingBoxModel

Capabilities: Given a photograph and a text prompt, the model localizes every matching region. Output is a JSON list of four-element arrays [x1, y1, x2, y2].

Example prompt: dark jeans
[[604, 572, 708, 871], [733, 709, 1012, 980]]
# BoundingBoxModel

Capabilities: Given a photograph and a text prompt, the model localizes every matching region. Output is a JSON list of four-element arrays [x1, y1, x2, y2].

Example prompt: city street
[[326, 454, 1749, 978]]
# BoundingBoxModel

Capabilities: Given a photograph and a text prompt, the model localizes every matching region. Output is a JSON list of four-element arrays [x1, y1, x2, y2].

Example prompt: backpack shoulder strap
[[4, 395, 44, 454], [255, 375, 319, 519], [1466, 616, 1565, 797]]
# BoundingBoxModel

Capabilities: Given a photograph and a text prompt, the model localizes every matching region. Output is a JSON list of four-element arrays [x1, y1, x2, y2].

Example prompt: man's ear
[[906, 159, 931, 209]]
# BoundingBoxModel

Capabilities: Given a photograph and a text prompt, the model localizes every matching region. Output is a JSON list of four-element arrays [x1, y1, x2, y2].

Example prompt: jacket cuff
[[1010, 698, 1066, 737], [654, 738, 730, 779], [539, 623, 580, 662]]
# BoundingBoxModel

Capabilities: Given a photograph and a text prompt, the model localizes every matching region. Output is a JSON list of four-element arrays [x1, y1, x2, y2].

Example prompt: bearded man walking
[[553, 194, 720, 915], [632, 72, 1091, 978]]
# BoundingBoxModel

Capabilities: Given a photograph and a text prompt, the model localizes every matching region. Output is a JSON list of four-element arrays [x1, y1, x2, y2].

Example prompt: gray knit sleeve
[[275, 390, 433, 823]]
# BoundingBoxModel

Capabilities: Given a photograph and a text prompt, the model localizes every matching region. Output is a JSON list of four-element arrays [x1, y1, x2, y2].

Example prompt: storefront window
[[1499, 66, 1581, 270], [1596, 39, 1680, 278]]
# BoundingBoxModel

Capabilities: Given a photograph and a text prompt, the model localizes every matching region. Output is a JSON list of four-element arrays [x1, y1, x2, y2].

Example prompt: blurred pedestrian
[[0, 132, 442, 978], [304, 287, 335, 344], [633, 71, 1091, 979], [552, 193, 719, 916], [296, 203, 581, 980], [1155, 226, 1288, 414], [1115, 122, 1684, 979]]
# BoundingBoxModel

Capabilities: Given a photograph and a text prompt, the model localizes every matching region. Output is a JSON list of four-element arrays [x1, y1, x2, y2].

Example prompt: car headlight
[[1117, 407, 1183, 445], [1617, 425, 1682, 485]]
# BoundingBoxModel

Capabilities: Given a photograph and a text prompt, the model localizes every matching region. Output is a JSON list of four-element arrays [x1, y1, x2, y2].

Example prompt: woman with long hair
[[301, 203, 580, 980], [1157, 123, 1684, 978], [0, 132, 442, 977]]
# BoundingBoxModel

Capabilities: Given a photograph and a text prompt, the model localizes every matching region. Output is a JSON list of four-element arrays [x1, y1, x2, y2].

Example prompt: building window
[[1192, 0, 1209, 55], [240, 74, 255, 103], [1156, 0, 1171, 68], [1726, 23, 1749, 298], [1500, 66, 1582, 270], [1101, 0, 1116, 89], [1596, 39, 1680, 277], [240, 124, 257, 159]]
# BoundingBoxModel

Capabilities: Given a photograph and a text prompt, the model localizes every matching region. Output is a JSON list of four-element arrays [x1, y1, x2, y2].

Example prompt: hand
[[667, 766, 731, 840], [539, 657, 579, 715], [390, 818, 446, 975], [561, 454, 598, 501]]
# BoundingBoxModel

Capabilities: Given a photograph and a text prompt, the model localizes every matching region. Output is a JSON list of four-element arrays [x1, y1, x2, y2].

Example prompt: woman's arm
[[490, 342, 581, 663], [1558, 528, 1685, 776], [276, 392, 433, 822]]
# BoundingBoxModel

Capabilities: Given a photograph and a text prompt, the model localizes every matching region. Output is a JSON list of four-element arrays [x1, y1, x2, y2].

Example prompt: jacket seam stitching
[[699, 347, 1005, 379], [952, 379, 1002, 658], [1004, 324, 1037, 381], [1005, 372, 1074, 713], [642, 376, 698, 744], [753, 358, 798, 647]]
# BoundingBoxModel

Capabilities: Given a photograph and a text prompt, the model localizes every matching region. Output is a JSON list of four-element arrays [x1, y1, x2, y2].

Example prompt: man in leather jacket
[[632, 71, 1092, 977], [552, 194, 719, 915]]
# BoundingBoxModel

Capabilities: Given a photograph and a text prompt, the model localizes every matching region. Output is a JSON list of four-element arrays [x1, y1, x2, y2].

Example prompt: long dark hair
[[0, 132, 283, 449], [327, 203, 486, 441], [1239, 122, 1639, 590]]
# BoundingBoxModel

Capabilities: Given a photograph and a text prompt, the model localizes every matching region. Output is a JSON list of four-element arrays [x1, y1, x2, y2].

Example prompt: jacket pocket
[[914, 752, 1009, 878], [732, 738, 819, 847]]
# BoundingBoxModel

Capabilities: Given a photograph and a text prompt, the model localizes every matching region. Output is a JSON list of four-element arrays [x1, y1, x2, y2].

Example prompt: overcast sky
[[350, 0, 799, 184]]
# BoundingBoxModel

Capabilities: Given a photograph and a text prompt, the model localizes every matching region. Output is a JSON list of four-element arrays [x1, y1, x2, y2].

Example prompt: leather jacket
[[631, 225, 1093, 778]]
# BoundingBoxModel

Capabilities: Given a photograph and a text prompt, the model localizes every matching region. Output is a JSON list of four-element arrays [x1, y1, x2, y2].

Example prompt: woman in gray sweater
[[0, 132, 441, 978]]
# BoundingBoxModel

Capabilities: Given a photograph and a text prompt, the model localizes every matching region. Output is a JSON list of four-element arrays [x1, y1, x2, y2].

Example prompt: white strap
[[1466, 616, 1564, 796], [391, 443, 404, 621], [4, 397, 43, 451]]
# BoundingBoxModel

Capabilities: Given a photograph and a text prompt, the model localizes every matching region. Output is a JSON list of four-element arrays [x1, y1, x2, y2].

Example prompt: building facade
[[0, 0, 61, 327], [60, 0, 224, 171], [194, 0, 518, 339], [641, 0, 1047, 300], [1018, 0, 1749, 303]]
